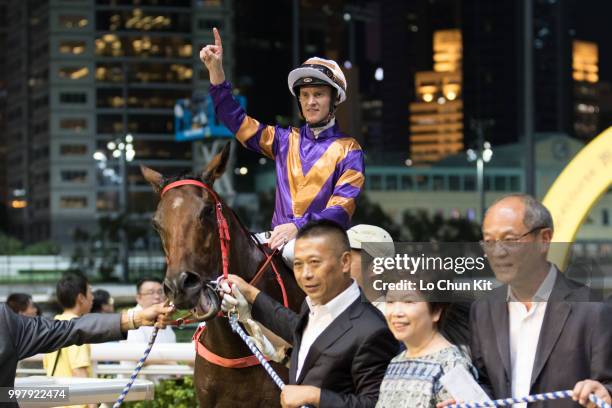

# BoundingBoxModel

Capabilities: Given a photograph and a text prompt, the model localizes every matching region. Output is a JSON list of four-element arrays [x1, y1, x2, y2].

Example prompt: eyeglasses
[[139, 289, 164, 296], [479, 226, 547, 251]]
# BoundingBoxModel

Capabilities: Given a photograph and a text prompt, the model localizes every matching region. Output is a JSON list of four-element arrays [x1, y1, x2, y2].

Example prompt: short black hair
[[6, 293, 32, 314], [136, 277, 163, 293], [56, 272, 89, 309], [296, 219, 350, 254], [91, 289, 112, 313]]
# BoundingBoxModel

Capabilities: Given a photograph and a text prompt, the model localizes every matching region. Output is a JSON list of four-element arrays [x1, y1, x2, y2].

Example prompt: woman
[[376, 283, 474, 408]]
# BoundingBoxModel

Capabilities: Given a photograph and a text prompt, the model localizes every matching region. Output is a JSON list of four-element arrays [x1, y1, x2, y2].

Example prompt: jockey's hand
[[199, 27, 225, 85], [220, 283, 252, 322], [245, 318, 286, 363], [436, 399, 459, 408], [572, 379, 611, 407], [270, 223, 298, 250]]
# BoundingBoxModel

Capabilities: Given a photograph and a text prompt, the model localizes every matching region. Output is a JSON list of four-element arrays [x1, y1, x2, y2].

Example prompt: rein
[[160, 179, 289, 367]]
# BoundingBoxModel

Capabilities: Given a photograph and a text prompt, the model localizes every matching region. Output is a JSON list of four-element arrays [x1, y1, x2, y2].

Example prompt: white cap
[[347, 224, 394, 258]]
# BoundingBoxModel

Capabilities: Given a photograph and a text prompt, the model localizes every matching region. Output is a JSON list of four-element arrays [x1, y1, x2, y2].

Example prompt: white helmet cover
[[288, 57, 347, 104]]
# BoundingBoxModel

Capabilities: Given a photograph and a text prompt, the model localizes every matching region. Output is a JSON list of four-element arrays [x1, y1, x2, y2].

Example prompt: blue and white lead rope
[[112, 326, 159, 408], [449, 390, 611, 408], [228, 313, 286, 389], [229, 314, 309, 408]]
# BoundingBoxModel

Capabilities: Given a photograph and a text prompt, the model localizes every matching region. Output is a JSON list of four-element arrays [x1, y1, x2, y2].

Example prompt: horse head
[[141, 143, 232, 320]]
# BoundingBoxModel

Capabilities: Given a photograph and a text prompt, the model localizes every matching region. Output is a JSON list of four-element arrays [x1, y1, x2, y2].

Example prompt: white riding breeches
[[254, 232, 295, 268]]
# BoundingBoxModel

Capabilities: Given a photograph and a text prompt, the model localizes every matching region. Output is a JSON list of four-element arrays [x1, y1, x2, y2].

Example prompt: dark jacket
[[470, 270, 612, 407], [252, 290, 399, 408], [0, 304, 125, 407]]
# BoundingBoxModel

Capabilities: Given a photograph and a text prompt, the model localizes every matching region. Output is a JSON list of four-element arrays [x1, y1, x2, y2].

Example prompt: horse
[[141, 143, 305, 407]]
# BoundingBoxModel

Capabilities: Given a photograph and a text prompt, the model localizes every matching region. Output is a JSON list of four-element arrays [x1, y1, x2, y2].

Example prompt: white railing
[[14, 376, 154, 408], [19, 342, 195, 379]]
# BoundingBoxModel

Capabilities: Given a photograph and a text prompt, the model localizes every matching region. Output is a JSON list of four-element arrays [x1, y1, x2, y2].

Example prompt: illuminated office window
[[58, 66, 89, 80], [573, 40, 598, 83], [60, 118, 87, 132], [59, 40, 86, 55], [60, 196, 88, 209], [59, 15, 88, 29]]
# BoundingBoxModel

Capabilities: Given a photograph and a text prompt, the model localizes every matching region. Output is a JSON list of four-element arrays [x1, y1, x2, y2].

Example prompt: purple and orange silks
[[210, 81, 365, 230]]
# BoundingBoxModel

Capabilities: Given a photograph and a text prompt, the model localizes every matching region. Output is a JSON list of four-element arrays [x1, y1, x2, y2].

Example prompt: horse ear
[[202, 142, 231, 184], [141, 165, 163, 193]]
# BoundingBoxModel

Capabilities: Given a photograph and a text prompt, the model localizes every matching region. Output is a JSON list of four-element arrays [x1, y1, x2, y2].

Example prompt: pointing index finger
[[213, 27, 222, 47]]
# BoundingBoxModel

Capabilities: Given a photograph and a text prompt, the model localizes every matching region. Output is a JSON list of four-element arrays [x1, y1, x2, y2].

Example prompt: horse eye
[[151, 220, 161, 231], [200, 205, 214, 221]]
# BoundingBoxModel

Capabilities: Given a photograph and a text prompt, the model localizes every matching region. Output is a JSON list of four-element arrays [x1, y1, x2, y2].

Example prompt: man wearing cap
[[200, 28, 365, 263], [347, 225, 394, 308]]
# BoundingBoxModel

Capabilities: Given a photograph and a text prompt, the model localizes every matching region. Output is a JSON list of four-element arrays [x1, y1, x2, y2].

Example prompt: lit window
[[60, 196, 88, 209], [59, 40, 86, 55], [59, 15, 88, 29], [59, 66, 89, 80], [60, 118, 87, 132]]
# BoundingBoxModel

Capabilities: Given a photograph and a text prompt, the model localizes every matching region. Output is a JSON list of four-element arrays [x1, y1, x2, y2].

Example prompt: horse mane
[[159, 173, 261, 247]]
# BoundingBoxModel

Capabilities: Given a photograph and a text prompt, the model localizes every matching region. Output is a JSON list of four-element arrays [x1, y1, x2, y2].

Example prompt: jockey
[[200, 28, 365, 263]]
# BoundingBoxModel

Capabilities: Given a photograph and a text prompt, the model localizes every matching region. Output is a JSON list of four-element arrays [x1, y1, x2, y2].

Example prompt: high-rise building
[[3, 0, 233, 246], [410, 29, 463, 165], [572, 40, 599, 140], [461, 0, 601, 147]]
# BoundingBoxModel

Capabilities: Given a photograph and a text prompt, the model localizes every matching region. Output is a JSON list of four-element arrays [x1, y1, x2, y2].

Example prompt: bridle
[[159, 179, 289, 367]]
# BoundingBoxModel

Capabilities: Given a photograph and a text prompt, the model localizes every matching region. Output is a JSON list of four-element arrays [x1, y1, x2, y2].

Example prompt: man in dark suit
[[0, 298, 173, 407], [450, 194, 611, 408], [224, 220, 398, 408]]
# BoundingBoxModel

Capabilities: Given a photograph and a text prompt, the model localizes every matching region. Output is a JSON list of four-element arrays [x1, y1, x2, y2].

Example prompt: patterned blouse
[[375, 345, 475, 408]]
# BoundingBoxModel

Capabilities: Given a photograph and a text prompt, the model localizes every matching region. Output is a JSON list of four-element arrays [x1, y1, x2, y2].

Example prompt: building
[[409, 29, 463, 165], [2, 0, 233, 246], [572, 40, 600, 140], [462, 0, 606, 148]]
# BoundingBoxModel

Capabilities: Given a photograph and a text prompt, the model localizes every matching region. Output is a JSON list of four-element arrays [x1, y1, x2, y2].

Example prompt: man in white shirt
[[459, 194, 612, 408], [127, 277, 176, 344], [223, 220, 398, 408]]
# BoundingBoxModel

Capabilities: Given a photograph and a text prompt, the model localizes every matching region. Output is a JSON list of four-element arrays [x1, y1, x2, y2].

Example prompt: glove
[[245, 318, 287, 363], [220, 284, 252, 323]]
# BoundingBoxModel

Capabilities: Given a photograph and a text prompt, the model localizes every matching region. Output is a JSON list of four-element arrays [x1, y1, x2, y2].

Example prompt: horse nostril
[[179, 271, 201, 292], [163, 280, 175, 298]]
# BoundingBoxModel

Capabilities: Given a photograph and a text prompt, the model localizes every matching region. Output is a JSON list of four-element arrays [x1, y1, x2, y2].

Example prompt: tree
[[352, 194, 402, 240]]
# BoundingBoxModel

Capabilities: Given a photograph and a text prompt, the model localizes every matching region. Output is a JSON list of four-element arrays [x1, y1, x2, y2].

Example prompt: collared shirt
[[295, 280, 361, 380], [210, 81, 364, 230], [508, 265, 556, 408]]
